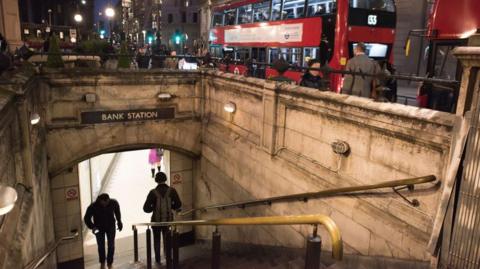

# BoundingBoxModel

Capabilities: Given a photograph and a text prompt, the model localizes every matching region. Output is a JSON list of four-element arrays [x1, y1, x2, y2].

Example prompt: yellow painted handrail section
[[133, 214, 343, 260]]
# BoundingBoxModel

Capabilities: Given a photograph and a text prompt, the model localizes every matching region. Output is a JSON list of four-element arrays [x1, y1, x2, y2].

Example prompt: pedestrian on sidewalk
[[148, 148, 163, 178], [143, 172, 182, 267], [341, 42, 379, 98], [84, 193, 123, 269]]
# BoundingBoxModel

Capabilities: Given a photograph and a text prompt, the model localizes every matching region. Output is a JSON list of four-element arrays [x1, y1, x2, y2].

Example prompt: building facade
[[123, 0, 201, 52], [18, 0, 94, 44], [0, 0, 22, 50]]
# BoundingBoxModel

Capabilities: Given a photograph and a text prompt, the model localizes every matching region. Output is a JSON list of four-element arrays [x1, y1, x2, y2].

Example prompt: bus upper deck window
[[307, 0, 337, 16], [282, 0, 306, 19], [238, 4, 253, 24], [271, 0, 282, 21], [349, 0, 395, 12], [212, 11, 224, 26], [224, 9, 237, 25], [253, 1, 270, 22]]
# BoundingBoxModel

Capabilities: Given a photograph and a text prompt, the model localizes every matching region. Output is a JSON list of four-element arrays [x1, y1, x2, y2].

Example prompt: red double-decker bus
[[209, 0, 397, 91], [425, 0, 480, 81], [406, 0, 480, 112]]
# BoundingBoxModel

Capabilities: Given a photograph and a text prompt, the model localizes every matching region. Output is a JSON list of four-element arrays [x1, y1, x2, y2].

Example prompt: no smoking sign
[[172, 174, 182, 185], [65, 187, 79, 201]]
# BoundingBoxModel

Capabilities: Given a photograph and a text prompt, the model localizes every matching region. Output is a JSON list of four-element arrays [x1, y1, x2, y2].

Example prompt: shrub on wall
[[78, 39, 109, 55], [46, 34, 64, 68], [117, 42, 131, 69]]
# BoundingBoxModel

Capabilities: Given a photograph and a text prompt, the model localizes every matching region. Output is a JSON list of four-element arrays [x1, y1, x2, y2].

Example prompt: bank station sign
[[81, 108, 175, 124]]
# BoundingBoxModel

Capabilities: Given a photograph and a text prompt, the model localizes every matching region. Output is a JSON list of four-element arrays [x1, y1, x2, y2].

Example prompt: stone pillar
[[15, 96, 34, 188], [453, 35, 480, 116], [0, 0, 22, 51], [199, 0, 212, 42], [261, 82, 278, 155]]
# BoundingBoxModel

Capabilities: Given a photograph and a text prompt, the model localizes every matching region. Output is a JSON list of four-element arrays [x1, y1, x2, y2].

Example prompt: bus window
[[307, 0, 337, 16], [224, 9, 237, 25], [269, 48, 280, 62], [210, 46, 222, 58], [433, 45, 459, 80], [291, 48, 302, 68], [253, 1, 270, 22], [238, 4, 253, 24], [271, 0, 282, 21], [282, 0, 306, 19], [303, 47, 320, 66], [269, 48, 302, 66], [212, 11, 224, 26], [252, 47, 267, 63], [349, 0, 395, 12], [235, 48, 251, 63]]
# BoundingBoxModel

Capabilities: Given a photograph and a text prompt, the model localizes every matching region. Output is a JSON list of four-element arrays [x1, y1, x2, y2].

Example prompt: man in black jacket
[[143, 172, 182, 267], [84, 193, 123, 269], [300, 59, 327, 90]]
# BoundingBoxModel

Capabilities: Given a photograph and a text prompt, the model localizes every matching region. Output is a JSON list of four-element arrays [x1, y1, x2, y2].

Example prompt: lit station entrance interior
[[51, 148, 196, 268]]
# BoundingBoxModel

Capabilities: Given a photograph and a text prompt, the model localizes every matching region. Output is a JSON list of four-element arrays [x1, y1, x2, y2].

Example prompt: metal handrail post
[[172, 227, 180, 269], [212, 227, 221, 269], [305, 226, 321, 269], [146, 226, 152, 269], [133, 226, 139, 262]]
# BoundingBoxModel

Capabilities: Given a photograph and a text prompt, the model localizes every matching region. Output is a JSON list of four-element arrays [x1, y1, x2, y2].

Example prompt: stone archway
[[47, 119, 202, 177], [49, 142, 198, 269]]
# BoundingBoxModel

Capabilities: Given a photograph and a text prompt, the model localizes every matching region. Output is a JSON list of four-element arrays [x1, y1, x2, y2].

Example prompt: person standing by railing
[[341, 42, 379, 98], [143, 172, 182, 267], [164, 51, 178, 69], [300, 59, 327, 90], [84, 193, 123, 269]]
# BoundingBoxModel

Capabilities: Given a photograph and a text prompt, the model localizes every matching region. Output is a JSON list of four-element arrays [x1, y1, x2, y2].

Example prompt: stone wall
[[50, 167, 84, 268], [0, 68, 459, 266], [195, 71, 456, 262], [0, 80, 56, 268], [40, 70, 203, 175]]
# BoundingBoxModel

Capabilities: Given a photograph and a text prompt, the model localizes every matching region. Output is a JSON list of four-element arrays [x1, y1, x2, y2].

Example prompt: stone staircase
[[102, 243, 334, 269]]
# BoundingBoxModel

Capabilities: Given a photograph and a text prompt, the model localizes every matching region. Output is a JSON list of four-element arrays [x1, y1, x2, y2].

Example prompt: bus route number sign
[[368, 15, 378, 26]]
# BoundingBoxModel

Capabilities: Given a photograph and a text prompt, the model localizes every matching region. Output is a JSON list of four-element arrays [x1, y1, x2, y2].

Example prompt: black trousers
[[153, 227, 172, 264], [95, 227, 116, 264]]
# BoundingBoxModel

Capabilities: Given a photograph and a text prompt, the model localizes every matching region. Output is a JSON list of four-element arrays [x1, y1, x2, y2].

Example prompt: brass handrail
[[133, 214, 343, 260], [180, 175, 436, 216], [24, 232, 79, 269]]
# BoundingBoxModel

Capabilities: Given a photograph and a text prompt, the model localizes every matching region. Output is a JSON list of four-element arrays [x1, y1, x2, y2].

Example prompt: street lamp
[[74, 14, 83, 23], [73, 13, 83, 43], [105, 7, 115, 42], [47, 9, 52, 26], [105, 7, 115, 18]]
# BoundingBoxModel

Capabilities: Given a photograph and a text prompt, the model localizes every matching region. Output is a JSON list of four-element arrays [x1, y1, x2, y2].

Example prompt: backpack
[[152, 188, 173, 222]]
